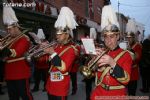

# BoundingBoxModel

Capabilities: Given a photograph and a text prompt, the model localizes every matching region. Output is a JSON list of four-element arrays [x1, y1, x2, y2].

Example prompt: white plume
[[28, 32, 42, 44], [126, 19, 137, 33], [37, 28, 45, 40], [54, 7, 78, 30], [3, 6, 18, 25], [90, 28, 97, 40], [101, 5, 119, 31]]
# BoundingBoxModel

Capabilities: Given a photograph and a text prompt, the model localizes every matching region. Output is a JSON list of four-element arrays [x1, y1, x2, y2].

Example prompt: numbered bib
[[50, 71, 64, 82]]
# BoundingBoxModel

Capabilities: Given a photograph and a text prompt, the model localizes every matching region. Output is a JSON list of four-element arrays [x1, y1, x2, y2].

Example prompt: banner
[[88, 0, 94, 19]]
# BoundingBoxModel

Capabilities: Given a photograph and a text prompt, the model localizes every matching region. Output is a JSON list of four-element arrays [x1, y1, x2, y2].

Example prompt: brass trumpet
[[0, 33, 23, 50], [80, 49, 109, 78], [26, 41, 57, 62]]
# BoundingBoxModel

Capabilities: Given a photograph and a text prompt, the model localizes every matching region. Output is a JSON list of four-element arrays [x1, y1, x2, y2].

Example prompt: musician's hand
[[97, 54, 116, 67], [0, 46, 2, 50], [40, 41, 49, 48], [44, 47, 55, 55], [95, 48, 104, 55]]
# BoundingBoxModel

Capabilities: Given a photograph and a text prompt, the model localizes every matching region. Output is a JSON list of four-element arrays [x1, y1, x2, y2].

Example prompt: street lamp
[[117, 0, 120, 21]]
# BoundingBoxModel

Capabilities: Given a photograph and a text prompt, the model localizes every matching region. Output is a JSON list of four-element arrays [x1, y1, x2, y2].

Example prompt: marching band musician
[[125, 19, 142, 96], [1, 6, 33, 100], [69, 40, 81, 95], [126, 32, 142, 96], [91, 24, 133, 100], [31, 28, 49, 92], [90, 0, 132, 99], [42, 7, 79, 100]]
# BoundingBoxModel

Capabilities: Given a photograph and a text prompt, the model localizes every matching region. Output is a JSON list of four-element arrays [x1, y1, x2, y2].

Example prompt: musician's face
[[56, 33, 69, 44], [126, 37, 134, 45], [104, 33, 119, 50], [6, 26, 18, 37]]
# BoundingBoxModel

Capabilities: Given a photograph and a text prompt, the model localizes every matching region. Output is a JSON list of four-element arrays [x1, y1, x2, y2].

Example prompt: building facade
[[0, 0, 104, 41], [117, 13, 128, 40]]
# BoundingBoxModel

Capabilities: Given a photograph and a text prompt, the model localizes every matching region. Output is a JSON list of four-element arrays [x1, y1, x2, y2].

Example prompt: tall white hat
[[28, 32, 42, 44], [3, 6, 19, 28], [54, 6, 78, 37], [37, 28, 46, 40], [126, 19, 137, 33], [101, 4, 119, 31], [90, 28, 97, 40], [126, 19, 137, 37]]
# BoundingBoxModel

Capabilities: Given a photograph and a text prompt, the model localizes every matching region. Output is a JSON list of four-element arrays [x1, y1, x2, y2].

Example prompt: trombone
[[0, 34, 10, 42], [0, 33, 24, 50], [0, 29, 29, 50]]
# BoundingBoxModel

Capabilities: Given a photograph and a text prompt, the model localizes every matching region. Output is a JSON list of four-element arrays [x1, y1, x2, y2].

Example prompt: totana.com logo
[[3, 2, 36, 7]]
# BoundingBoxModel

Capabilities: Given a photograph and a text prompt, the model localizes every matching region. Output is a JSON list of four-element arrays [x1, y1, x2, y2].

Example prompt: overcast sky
[[111, 0, 150, 38]]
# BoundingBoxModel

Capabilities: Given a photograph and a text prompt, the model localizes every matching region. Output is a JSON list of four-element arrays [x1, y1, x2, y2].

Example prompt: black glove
[[128, 48, 135, 54], [0, 47, 12, 58]]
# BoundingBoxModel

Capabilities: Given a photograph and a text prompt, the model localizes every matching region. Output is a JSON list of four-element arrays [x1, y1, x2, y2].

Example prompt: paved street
[[0, 72, 150, 100]]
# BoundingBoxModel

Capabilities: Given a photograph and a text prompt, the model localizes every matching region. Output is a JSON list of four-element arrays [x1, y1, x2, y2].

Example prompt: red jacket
[[46, 42, 78, 96], [35, 54, 49, 69], [91, 47, 132, 100], [130, 42, 142, 80], [5, 34, 31, 80]]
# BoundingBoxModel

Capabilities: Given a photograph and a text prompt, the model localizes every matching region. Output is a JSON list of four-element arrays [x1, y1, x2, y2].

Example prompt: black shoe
[[0, 91, 5, 95], [140, 88, 149, 93], [42, 88, 46, 92], [31, 88, 39, 92]]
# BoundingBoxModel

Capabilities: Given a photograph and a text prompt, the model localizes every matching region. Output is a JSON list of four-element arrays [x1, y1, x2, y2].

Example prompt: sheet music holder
[[81, 38, 96, 55]]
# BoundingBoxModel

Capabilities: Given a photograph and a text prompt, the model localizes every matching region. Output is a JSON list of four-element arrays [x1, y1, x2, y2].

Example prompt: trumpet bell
[[80, 66, 93, 79]]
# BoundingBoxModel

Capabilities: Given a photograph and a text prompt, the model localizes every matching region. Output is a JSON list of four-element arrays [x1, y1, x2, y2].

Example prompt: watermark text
[[3, 2, 36, 7], [95, 96, 149, 100]]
